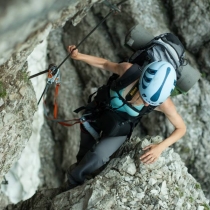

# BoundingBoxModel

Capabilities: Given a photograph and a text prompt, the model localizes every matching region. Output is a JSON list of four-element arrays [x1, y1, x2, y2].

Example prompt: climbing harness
[[80, 116, 100, 141], [54, 115, 100, 141]]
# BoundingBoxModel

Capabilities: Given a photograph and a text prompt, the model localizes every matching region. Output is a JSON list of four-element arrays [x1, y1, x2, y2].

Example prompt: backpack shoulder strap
[[138, 105, 157, 117], [110, 63, 142, 91]]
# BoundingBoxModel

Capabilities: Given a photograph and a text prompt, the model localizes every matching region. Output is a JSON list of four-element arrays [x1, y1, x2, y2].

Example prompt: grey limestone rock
[[1, 0, 210, 208], [5, 136, 210, 210]]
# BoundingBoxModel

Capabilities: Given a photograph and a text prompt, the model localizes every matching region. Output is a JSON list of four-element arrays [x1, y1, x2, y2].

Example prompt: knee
[[89, 146, 110, 164]]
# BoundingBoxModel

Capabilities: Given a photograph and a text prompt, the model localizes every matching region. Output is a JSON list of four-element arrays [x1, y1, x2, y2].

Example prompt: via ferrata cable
[[29, 0, 128, 81]]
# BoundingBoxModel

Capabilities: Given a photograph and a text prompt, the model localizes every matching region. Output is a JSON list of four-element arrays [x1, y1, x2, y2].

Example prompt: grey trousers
[[68, 129, 127, 185]]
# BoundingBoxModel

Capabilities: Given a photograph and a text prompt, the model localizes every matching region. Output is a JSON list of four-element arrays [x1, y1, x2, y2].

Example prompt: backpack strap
[[138, 105, 157, 117], [111, 63, 143, 91]]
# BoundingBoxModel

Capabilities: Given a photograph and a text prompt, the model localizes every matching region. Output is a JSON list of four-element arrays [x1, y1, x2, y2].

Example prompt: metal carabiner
[[47, 65, 60, 85]]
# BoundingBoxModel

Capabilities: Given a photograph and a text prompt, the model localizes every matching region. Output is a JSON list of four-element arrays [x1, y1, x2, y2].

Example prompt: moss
[[179, 191, 184, 197], [195, 183, 201, 190], [21, 71, 29, 83], [0, 81, 6, 97], [201, 72, 207, 78], [170, 87, 182, 97], [176, 187, 184, 197], [17, 70, 30, 84], [180, 146, 191, 154], [201, 203, 210, 210], [189, 196, 194, 203]]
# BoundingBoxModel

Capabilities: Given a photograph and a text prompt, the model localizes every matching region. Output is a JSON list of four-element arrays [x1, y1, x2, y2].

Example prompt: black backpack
[[128, 33, 186, 81], [124, 26, 201, 96]]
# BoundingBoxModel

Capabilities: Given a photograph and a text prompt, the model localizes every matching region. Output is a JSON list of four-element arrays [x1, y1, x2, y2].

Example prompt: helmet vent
[[143, 75, 152, 83], [147, 68, 157, 75], [150, 67, 171, 102]]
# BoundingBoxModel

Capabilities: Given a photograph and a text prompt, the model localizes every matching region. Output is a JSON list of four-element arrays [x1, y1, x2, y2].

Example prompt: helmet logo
[[150, 67, 171, 102]]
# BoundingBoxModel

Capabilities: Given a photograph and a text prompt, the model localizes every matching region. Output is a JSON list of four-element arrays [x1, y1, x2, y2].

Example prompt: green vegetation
[[176, 187, 184, 197], [179, 191, 184, 197], [21, 71, 29, 83], [201, 72, 207, 78], [195, 183, 201, 190], [170, 87, 182, 97], [189, 196, 194, 203], [201, 203, 210, 210], [17, 70, 29, 84], [180, 146, 191, 154], [0, 81, 6, 97]]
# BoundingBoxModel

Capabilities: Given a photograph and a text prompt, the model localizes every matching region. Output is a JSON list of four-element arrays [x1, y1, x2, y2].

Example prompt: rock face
[[0, 0, 103, 199], [4, 136, 210, 210], [1, 40, 47, 203], [169, 0, 210, 53], [1, 0, 210, 209]]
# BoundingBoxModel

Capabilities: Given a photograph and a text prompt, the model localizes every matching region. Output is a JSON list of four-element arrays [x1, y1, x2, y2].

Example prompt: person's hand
[[140, 144, 164, 164], [68, 45, 78, 59]]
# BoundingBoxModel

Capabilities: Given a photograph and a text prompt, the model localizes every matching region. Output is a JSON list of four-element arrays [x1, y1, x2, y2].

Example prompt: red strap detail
[[53, 84, 60, 119], [43, 81, 82, 127], [44, 115, 81, 127], [48, 70, 53, 79]]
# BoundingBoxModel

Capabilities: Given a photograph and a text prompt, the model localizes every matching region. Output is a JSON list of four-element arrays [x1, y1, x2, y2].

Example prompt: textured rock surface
[[1, 40, 47, 203], [0, 0, 103, 65], [0, 192, 10, 210], [0, 0, 102, 192], [5, 137, 210, 210], [198, 42, 210, 79], [1, 0, 210, 208], [168, 0, 210, 53]]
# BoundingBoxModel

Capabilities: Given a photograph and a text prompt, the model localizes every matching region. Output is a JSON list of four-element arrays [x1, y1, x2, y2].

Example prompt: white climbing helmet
[[139, 61, 177, 106]]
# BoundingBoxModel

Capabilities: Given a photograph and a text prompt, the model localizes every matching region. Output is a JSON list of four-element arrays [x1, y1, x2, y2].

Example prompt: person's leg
[[66, 125, 96, 176], [67, 135, 127, 186], [76, 127, 96, 163], [64, 126, 96, 190]]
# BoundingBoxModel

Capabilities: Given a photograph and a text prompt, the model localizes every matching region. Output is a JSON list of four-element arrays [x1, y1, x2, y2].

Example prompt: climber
[[64, 45, 186, 190]]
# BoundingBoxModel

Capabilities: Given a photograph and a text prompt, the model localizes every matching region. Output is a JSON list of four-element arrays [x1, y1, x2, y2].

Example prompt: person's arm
[[68, 45, 132, 76], [140, 97, 186, 164]]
